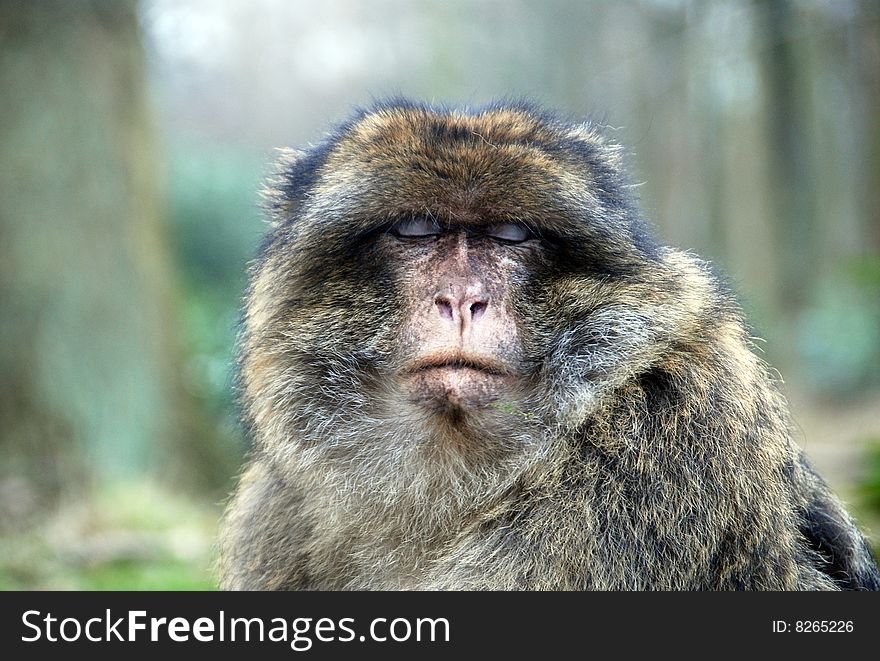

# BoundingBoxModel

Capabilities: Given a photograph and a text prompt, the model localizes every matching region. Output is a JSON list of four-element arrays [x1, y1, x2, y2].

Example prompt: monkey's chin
[[404, 366, 508, 413]]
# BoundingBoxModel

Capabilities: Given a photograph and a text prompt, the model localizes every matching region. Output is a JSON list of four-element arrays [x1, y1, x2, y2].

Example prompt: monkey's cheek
[[403, 367, 509, 411]]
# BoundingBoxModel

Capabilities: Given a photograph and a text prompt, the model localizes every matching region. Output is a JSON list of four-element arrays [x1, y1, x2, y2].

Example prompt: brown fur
[[218, 101, 879, 590]]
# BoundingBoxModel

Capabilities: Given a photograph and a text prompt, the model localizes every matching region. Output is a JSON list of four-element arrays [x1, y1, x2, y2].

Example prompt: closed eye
[[485, 222, 532, 244], [391, 217, 441, 238]]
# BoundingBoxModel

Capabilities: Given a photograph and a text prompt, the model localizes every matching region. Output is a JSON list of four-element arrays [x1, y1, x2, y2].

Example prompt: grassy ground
[[0, 482, 219, 590]]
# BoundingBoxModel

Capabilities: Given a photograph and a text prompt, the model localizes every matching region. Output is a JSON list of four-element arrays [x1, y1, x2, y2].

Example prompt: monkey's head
[[242, 101, 709, 528]]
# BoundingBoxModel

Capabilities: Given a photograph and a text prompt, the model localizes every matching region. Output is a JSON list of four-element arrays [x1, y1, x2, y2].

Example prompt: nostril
[[436, 299, 454, 320], [470, 300, 487, 321]]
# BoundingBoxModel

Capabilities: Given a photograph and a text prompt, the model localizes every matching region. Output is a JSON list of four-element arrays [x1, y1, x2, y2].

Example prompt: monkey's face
[[387, 218, 534, 415], [246, 104, 671, 478]]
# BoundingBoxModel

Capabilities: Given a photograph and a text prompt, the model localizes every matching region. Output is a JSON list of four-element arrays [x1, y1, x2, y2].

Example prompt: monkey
[[218, 99, 880, 590]]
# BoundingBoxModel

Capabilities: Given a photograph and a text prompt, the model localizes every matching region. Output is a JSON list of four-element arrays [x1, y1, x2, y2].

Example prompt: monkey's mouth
[[402, 354, 511, 410], [406, 355, 508, 376]]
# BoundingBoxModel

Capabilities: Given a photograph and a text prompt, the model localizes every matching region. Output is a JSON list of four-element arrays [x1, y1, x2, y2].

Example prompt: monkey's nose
[[434, 290, 489, 331]]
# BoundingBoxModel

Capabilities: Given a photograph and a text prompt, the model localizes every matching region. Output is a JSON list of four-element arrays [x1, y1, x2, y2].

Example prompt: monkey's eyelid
[[390, 217, 442, 237], [484, 222, 532, 243]]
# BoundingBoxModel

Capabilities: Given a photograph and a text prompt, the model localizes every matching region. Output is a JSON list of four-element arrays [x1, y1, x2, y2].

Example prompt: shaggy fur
[[218, 100, 880, 590]]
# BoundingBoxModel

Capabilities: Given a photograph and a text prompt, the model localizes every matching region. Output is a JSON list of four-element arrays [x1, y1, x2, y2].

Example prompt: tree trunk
[[0, 0, 182, 525]]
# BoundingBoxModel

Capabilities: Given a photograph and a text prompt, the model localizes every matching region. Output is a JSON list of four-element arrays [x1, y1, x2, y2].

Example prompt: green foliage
[[861, 440, 880, 515], [796, 257, 880, 395], [0, 481, 218, 590], [70, 560, 216, 591], [164, 142, 268, 485], [167, 141, 264, 401], [167, 143, 265, 291]]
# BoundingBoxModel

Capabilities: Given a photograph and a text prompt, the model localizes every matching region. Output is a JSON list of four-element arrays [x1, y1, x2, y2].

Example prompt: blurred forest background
[[1, 0, 879, 589]]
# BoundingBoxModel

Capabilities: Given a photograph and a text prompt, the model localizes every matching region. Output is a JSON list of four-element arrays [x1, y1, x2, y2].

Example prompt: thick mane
[[219, 98, 880, 592]]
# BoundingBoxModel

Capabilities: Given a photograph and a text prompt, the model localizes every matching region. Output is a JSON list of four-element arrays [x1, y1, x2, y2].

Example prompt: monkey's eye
[[391, 217, 441, 238], [485, 222, 531, 244]]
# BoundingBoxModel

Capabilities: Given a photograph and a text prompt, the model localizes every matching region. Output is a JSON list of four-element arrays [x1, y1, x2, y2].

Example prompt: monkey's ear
[[260, 148, 308, 224]]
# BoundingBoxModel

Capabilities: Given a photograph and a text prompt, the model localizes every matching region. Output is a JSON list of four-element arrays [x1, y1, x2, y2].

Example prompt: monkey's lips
[[402, 356, 511, 410]]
